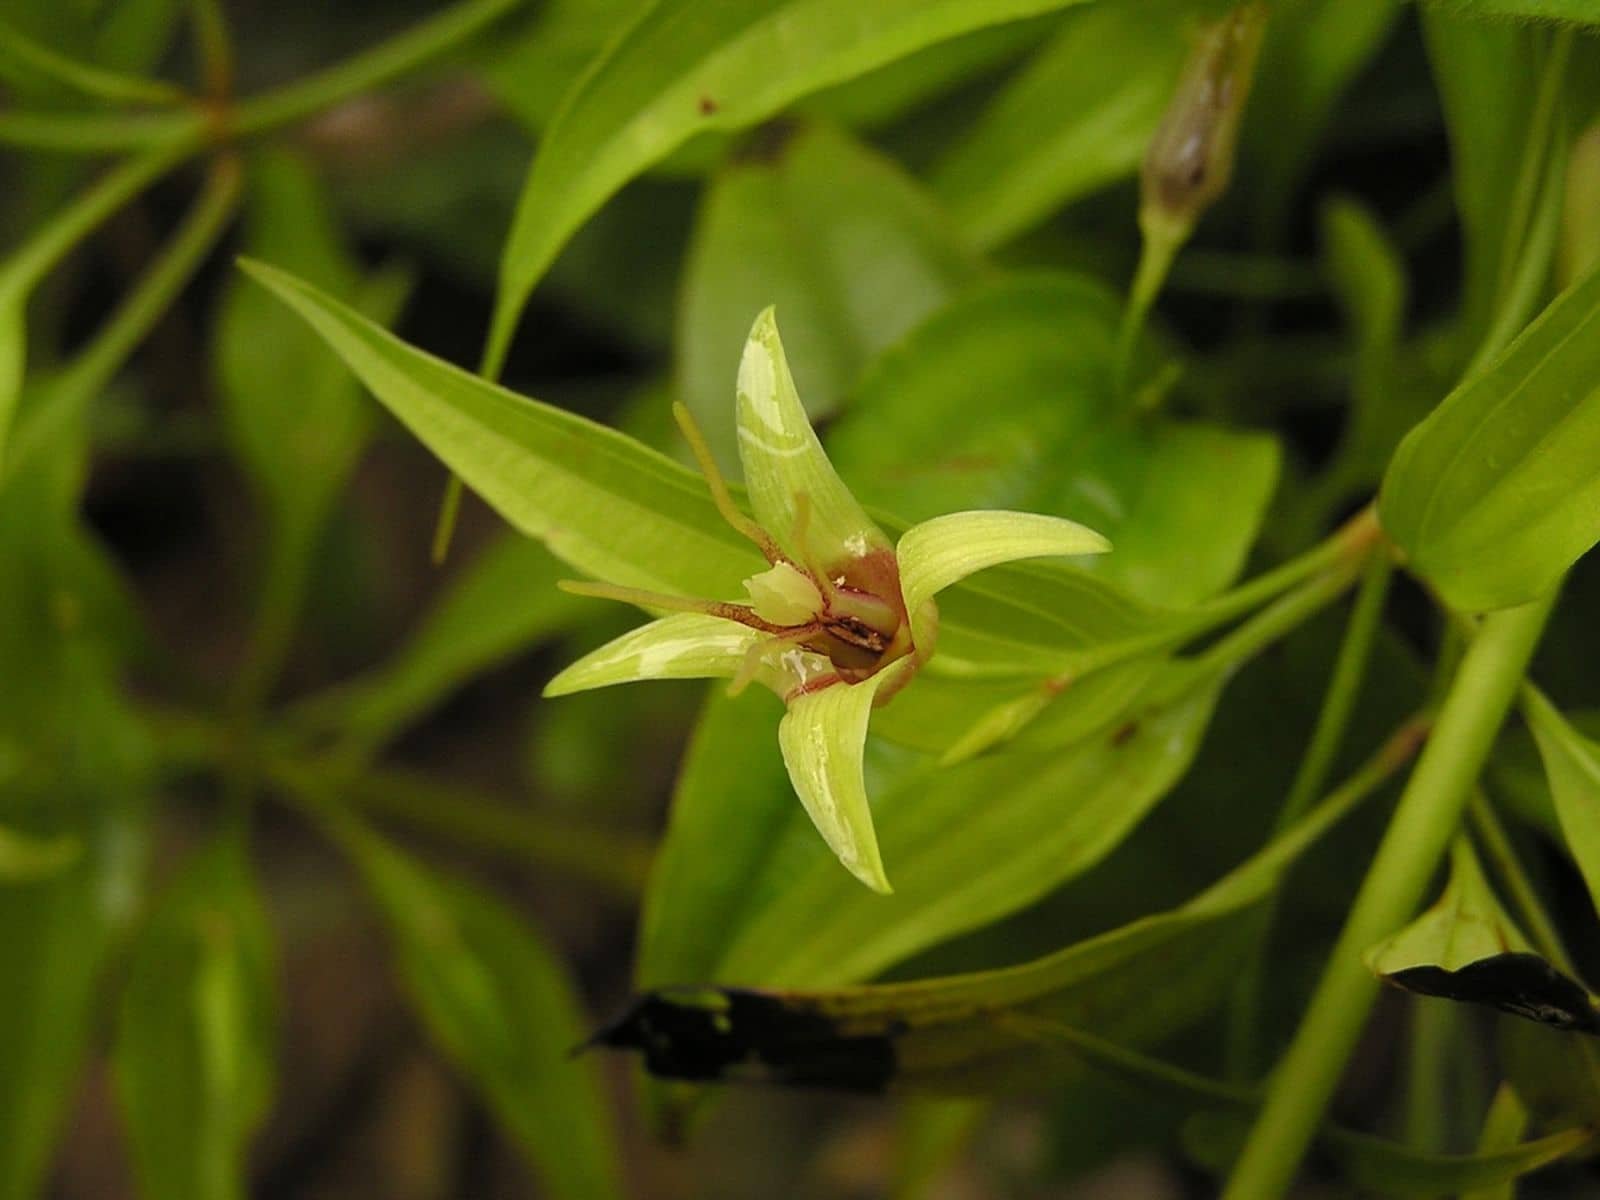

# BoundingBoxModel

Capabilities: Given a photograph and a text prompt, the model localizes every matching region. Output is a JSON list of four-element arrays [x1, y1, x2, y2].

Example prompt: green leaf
[[829, 274, 1279, 606], [607, 770, 1373, 1090], [1379, 265, 1600, 612], [678, 121, 980, 467], [718, 666, 1224, 985], [240, 257, 760, 598], [1422, 0, 1600, 28], [300, 534, 586, 753], [346, 825, 623, 1200], [218, 152, 405, 541], [1183, 1109, 1589, 1197], [241, 262, 1176, 677], [1524, 687, 1600, 918], [485, 0, 1107, 367], [932, 0, 1191, 248], [1364, 839, 1600, 1032], [1465, 1084, 1531, 1200], [113, 841, 276, 1200], [0, 409, 152, 1200], [639, 657, 1222, 999], [636, 688, 795, 988]]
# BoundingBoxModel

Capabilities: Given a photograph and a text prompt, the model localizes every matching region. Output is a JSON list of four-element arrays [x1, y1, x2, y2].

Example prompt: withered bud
[[1140, 2, 1269, 241]]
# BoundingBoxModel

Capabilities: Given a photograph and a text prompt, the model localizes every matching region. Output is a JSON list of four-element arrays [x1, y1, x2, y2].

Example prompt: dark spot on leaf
[[1384, 952, 1600, 1033], [1111, 721, 1139, 747], [587, 987, 897, 1092], [698, 95, 718, 115]]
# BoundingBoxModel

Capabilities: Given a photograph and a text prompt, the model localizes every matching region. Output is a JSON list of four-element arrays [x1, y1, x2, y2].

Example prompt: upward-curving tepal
[[545, 307, 1110, 893]]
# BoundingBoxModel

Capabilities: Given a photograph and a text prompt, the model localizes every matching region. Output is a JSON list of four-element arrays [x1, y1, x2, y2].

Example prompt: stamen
[[557, 579, 797, 634], [673, 402, 784, 563]]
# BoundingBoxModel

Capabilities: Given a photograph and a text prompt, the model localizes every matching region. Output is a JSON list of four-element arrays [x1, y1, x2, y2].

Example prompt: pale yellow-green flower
[[546, 308, 1108, 893]]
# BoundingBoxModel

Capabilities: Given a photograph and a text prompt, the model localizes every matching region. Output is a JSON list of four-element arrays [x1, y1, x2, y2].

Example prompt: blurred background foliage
[[4, 0, 1600, 1196]]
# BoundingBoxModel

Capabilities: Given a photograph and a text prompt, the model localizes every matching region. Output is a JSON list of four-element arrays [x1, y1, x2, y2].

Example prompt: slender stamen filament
[[672, 402, 785, 564], [557, 579, 798, 634]]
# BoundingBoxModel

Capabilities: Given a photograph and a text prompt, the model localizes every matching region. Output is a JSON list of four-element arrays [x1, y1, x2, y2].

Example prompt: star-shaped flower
[[545, 308, 1108, 893]]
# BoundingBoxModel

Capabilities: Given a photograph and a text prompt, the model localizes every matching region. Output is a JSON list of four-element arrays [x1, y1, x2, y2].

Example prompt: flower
[[545, 308, 1109, 893]]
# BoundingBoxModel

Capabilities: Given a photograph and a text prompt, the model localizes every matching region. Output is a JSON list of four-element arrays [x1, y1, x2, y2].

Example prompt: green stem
[[1469, 792, 1573, 974], [1224, 549, 1393, 1078], [0, 0, 522, 153], [0, 108, 200, 153], [4, 156, 242, 481], [227, 0, 524, 137], [1279, 551, 1394, 829], [1221, 589, 1558, 1199], [188, 0, 236, 100], [1403, 1001, 1457, 1151], [1, 138, 198, 294], [1115, 224, 1182, 400], [0, 18, 187, 105]]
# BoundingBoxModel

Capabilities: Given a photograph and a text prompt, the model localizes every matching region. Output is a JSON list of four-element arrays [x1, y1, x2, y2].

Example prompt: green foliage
[[1380, 264, 1600, 611], [113, 841, 276, 1200], [9, 0, 1600, 1195], [344, 822, 623, 1200]]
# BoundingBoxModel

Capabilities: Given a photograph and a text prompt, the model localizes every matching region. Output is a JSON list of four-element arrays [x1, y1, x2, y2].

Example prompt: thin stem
[[188, 0, 235, 100], [1469, 792, 1574, 974], [227, 0, 524, 138], [0, 108, 200, 153], [1225, 549, 1393, 1078], [1115, 226, 1181, 399], [1, 138, 198, 295], [0, 18, 187, 105], [1222, 589, 1558, 1199], [0, 0, 522, 154], [1403, 1001, 1457, 1151], [1280, 551, 1394, 828], [3, 152, 240, 480], [429, 471, 465, 564]]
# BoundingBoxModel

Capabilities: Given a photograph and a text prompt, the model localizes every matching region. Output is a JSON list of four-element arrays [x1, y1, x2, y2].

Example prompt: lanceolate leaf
[[485, 0, 1107, 368], [241, 257, 760, 600], [546, 612, 764, 695], [638, 658, 1222, 1000], [717, 667, 1224, 986], [113, 841, 276, 1200], [605, 770, 1372, 1092], [241, 261, 1186, 677], [933, 0, 1191, 248], [1380, 265, 1600, 612], [345, 825, 623, 1200], [1524, 687, 1600, 919]]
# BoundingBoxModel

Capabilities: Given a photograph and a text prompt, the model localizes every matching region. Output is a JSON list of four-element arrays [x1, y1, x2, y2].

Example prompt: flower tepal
[[546, 307, 1110, 893]]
